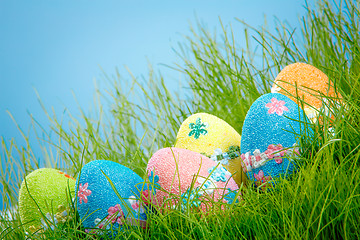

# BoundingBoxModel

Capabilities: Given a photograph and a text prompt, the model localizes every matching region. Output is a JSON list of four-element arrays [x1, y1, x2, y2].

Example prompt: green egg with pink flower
[[240, 93, 313, 189]]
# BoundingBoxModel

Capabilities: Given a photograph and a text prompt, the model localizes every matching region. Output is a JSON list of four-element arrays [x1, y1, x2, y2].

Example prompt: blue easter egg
[[76, 160, 148, 236], [240, 93, 312, 188]]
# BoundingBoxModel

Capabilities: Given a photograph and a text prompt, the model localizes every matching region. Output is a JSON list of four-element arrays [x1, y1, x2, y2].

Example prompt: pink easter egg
[[146, 147, 239, 211]]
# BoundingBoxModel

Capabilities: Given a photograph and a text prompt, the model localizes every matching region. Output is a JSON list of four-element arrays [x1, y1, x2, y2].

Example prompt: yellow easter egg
[[175, 112, 246, 187], [271, 62, 342, 123]]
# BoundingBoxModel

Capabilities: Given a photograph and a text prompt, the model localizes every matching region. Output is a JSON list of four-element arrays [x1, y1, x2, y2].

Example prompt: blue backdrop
[[0, 0, 306, 210]]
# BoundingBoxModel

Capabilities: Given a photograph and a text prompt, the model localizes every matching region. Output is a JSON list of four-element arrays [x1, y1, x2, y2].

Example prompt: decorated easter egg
[[76, 160, 148, 236], [240, 93, 312, 189], [271, 62, 342, 123], [175, 113, 246, 187], [18, 168, 76, 232], [146, 147, 239, 211]]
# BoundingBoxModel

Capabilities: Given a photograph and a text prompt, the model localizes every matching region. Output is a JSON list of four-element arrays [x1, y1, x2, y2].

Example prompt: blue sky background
[[0, 0, 306, 208]]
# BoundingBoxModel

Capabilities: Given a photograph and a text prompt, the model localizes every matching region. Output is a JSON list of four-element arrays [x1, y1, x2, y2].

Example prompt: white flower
[[94, 218, 101, 225], [128, 195, 137, 205]]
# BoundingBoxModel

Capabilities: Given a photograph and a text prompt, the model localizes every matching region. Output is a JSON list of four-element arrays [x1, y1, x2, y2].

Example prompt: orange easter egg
[[271, 62, 342, 123]]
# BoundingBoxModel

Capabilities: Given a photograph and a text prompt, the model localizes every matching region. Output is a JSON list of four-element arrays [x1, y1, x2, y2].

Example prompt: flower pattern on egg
[[188, 117, 209, 139], [181, 188, 202, 209], [87, 204, 125, 234], [208, 165, 230, 182], [106, 204, 124, 224], [223, 188, 239, 204], [197, 177, 216, 195], [264, 144, 286, 164], [78, 183, 92, 204], [140, 189, 151, 205], [129, 196, 147, 219], [180, 164, 231, 211], [265, 98, 289, 116], [240, 143, 300, 173], [254, 170, 272, 189]]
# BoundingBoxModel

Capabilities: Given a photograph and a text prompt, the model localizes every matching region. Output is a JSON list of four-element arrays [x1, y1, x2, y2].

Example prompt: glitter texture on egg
[[271, 62, 342, 123], [240, 93, 312, 189], [18, 168, 76, 232], [146, 147, 239, 211], [76, 160, 148, 235], [175, 112, 246, 187]]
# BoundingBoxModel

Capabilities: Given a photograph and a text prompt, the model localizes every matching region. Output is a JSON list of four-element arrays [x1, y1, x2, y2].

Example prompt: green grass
[[1, 0, 360, 239]]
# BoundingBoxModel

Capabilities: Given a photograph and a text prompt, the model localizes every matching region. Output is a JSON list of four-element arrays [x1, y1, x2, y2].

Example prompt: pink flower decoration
[[294, 148, 300, 156], [265, 144, 285, 164], [264, 146, 274, 158], [274, 157, 282, 164], [116, 216, 124, 224], [107, 205, 119, 216], [241, 153, 250, 166], [240, 160, 247, 173], [141, 190, 151, 205], [254, 170, 265, 181], [131, 202, 139, 210], [78, 183, 92, 204], [265, 98, 289, 116], [107, 204, 124, 224], [240, 153, 252, 172], [254, 170, 272, 189]]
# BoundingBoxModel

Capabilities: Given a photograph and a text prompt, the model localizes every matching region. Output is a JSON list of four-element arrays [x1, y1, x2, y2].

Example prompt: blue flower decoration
[[224, 188, 238, 204], [188, 117, 208, 139], [148, 171, 161, 194], [208, 165, 228, 182], [181, 188, 201, 209], [203, 180, 213, 189]]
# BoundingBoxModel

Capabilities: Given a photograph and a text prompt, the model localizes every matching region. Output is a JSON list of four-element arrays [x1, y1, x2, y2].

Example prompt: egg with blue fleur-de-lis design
[[18, 168, 76, 233], [271, 62, 343, 123], [75, 160, 149, 237], [175, 113, 246, 187], [240, 93, 313, 190], [146, 147, 239, 212]]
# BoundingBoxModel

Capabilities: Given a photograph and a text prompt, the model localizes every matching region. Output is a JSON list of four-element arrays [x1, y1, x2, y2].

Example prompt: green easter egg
[[18, 168, 76, 232]]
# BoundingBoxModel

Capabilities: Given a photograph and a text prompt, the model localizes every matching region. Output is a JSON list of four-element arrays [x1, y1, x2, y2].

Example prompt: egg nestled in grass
[[146, 147, 239, 212], [271, 62, 342, 123], [18, 168, 76, 233], [240, 93, 313, 189], [175, 113, 246, 187], [76, 160, 148, 236]]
